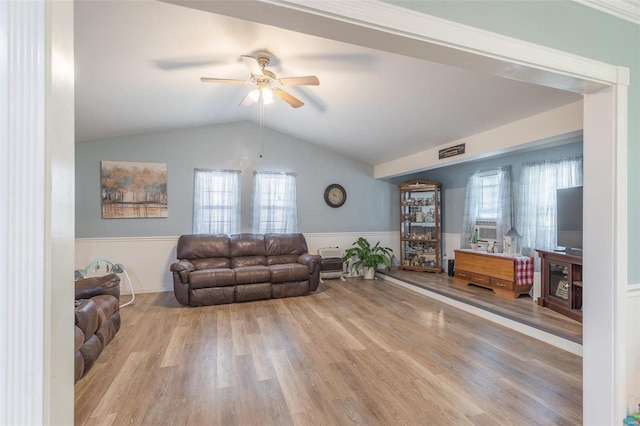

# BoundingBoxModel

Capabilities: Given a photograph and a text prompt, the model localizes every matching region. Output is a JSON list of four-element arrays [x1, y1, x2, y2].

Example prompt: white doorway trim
[[170, 1, 629, 423], [3, 0, 625, 423]]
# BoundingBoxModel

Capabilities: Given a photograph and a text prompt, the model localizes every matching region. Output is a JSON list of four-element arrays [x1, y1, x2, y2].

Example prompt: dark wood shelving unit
[[537, 249, 583, 323]]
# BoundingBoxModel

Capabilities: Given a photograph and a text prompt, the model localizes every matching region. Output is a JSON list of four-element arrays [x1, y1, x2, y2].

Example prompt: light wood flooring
[[381, 270, 583, 344], [75, 278, 582, 425]]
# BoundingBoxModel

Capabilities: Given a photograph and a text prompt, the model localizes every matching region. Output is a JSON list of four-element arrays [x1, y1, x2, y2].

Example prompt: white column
[[582, 79, 628, 424], [0, 0, 75, 424]]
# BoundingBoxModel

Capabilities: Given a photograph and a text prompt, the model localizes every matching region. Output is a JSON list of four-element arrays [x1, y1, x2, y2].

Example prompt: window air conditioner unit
[[475, 220, 498, 240]]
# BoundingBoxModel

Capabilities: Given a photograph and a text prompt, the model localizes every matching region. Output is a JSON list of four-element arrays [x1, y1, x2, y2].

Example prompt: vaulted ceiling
[[75, 0, 583, 166]]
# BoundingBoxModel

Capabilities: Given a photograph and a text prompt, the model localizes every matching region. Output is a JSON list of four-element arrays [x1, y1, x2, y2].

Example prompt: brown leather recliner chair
[[74, 274, 121, 382]]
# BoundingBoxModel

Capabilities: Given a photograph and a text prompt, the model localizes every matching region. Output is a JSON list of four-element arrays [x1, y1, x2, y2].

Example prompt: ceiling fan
[[200, 55, 319, 108]]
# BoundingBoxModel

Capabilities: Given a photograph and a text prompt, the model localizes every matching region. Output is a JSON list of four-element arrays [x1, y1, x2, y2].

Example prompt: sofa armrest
[[298, 253, 321, 274], [75, 274, 120, 300], [170, 259, 195, 284]]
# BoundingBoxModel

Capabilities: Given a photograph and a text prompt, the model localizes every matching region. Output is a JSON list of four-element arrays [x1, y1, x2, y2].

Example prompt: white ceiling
[[75, 0, 582, 166]]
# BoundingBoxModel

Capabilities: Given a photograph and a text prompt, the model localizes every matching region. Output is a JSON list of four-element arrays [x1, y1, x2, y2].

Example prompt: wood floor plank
[[75, 279, 582, 425]]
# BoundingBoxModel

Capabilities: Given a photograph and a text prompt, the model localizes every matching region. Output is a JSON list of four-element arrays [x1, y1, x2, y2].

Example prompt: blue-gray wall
[[383, 0, 639, 282], [390, 141, 583, 234], [76, 122, 582, 239], [75, 121, 398, 237]]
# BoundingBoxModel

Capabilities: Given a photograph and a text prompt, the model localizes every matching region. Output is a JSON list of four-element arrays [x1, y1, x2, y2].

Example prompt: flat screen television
[[556, 186, 583, 254]]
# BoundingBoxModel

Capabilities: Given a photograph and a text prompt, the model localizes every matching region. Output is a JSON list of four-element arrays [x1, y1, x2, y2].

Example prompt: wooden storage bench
[[453, 249, 533, 299]]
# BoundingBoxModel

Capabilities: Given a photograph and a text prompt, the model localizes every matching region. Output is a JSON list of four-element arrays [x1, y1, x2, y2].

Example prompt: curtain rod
[[195, 168, 241, 173], [522, 155, 583, 167], [253, 171, 297, 176]]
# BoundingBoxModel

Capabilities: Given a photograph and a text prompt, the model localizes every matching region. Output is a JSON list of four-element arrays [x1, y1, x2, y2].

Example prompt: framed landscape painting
[[101, 161, 168, 219]]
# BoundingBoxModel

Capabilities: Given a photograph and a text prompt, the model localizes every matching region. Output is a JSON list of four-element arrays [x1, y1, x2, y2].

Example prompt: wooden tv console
[[453, 249, 533, 299]]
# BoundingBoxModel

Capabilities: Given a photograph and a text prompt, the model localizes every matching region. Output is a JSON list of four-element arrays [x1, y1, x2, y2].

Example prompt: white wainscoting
[[625, 284, 640, 414], [75, 237, 179, 294], [443, 232, 462, 265], [75, 232, 399, 295]]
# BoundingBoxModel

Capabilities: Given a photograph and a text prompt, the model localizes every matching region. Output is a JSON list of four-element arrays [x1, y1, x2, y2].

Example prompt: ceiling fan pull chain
[[259, 99, 265, 158]]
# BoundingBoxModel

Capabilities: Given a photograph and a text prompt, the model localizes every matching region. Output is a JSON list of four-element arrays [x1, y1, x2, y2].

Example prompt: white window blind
[[192, 169, 241, 234], [252, 171, 298, 233]]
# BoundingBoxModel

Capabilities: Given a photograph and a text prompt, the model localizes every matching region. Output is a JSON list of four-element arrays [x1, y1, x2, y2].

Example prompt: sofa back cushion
[[177, 234, 231, 269], [265, 233, 308, 265], [230, 233, 267, 268]]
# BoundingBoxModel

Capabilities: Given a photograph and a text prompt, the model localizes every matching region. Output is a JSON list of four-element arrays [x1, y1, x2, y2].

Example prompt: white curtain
[[462, 166, 512, 251], [192, 169, 241, 234], [517, 156, 583, 262], [252, 171, 298, 233]]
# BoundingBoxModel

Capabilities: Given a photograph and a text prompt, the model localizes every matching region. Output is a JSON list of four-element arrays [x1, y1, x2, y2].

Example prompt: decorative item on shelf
[[503, 226, 522, 256], [425, 209, 435, 223], [555, 279, 569, 299], [343, 237, 392, 280], [75, 259, 135, 308]]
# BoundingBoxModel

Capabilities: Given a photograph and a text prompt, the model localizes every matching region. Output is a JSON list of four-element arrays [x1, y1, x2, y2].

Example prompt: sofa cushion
[[234, 265, 271, 284], [230, 233, 266, 256], [75, 299, 99, 339], [92, 295, 119, 328], [265, 233, 308, 256], [192, 257, 231, 270], [272, 281, 310, 298], [235, 283, 271, 302], [79, 334, 103, 373], [190, 287, 235, 306], [267, 254, 300, 266], [96, 312, 121, 348], [74, 351, 85, 383], [269, 263, 310, 283], [177, 234, 230, 259], [231, 256, 267, 268], [74, 326, 85, 352], [190, 268, 236, 289]]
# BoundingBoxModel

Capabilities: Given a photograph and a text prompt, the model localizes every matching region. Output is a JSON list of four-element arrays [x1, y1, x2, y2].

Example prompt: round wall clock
[[324, 184, 347, 208]]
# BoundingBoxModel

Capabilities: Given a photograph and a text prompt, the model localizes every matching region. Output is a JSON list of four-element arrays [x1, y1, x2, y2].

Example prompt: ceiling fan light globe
[[248, 88, 260, 103], [261, 88, 274, 104]]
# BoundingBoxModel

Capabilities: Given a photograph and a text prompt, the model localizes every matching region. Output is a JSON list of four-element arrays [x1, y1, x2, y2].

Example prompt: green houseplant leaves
[[343, 237, 393, 278]]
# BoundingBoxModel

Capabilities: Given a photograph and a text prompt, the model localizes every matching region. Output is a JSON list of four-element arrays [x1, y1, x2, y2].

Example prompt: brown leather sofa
[[74, 274, 121, 382], [171, 233, 322, 306]]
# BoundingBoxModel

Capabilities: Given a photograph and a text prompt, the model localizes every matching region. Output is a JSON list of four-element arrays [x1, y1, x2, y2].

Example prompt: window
[[462, 167, 512, 249], [252, 172, 298, 233], [517, 156, 583, 259], [477, 172, 500, 220], [192, 169, 240, 234]]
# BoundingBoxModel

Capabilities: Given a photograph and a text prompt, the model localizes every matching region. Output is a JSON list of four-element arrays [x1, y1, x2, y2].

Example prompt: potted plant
[[343, 237, 393, 279], [470, 233, 479, 250]]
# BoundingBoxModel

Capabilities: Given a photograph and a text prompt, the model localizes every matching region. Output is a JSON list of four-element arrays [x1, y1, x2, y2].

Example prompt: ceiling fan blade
[[273, 88, 304, 108], [278, 76, 320, 86], [200, 77, 248, 84], [241, 55, 263, 76]]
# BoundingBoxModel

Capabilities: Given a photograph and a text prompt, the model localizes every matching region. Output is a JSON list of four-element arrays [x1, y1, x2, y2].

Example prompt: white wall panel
[[626, 285, 640, 416], [75, 232, 398, 294]]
